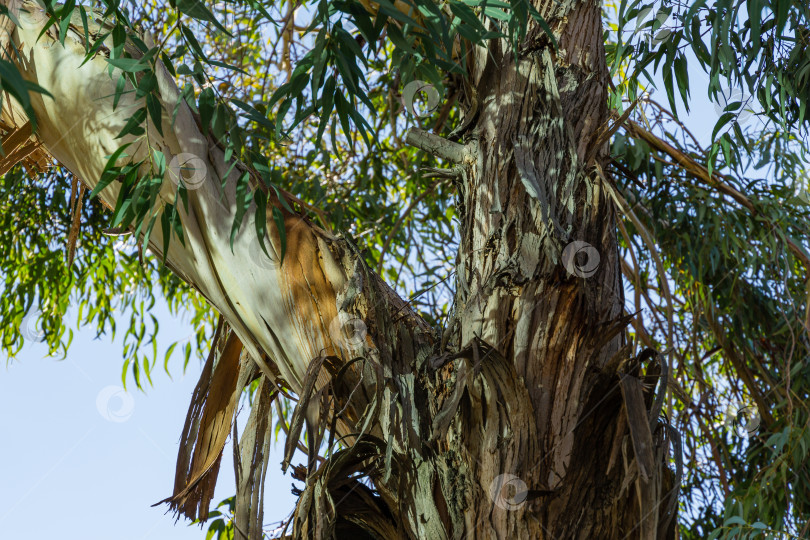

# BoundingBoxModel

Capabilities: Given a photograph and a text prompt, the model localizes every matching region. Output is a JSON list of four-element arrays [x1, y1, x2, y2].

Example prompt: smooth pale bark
[[0, 0, 419, 394], [1, 0, 679, 537], [0, 1, 438, 533]]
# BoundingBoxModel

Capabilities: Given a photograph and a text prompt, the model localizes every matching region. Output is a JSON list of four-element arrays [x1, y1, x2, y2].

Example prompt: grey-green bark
[[0, 0, 680, 537]]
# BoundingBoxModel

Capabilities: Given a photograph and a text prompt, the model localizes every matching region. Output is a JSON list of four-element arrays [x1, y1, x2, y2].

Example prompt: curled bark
[[0, 0, 682, 537]]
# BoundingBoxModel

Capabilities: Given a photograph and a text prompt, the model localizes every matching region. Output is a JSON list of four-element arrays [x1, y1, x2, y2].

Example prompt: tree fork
[[0, 0, 681, 537]]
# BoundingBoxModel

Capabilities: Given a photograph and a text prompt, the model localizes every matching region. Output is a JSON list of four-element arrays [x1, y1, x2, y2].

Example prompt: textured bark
[[365, 0, 680, 535], [0, 0, 680, 538], [449, 0, 633, 534]]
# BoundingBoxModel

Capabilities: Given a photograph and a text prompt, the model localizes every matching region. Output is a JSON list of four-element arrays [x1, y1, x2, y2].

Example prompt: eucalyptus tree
[[0, 0, 808, 538]]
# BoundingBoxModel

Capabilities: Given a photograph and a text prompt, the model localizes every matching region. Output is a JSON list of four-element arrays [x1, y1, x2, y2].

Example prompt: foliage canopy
[[1, 0, 809, 537]]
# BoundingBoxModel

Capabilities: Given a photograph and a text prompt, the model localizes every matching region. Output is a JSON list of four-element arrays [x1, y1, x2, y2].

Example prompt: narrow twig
[[646, 98, 704, 151], [618, 220, 651, 355], [599, 165, 676, 404], [376, 177, 445, 275], [585, 98, 640, 164], [620, 117, 810, 271]]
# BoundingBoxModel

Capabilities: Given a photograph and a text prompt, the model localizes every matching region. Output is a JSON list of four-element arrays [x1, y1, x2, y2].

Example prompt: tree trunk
[[368, 0, 680, 536], [0, 0, 679, 537]]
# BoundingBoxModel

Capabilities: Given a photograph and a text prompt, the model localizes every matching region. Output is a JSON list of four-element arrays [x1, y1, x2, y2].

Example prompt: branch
[[619, 116, 810, 271], [405, 128, 471, 164], [599, 166, 675, 371], [0, 9, 444, 533], [0, 1, 432, 414], [376, 177, 445, 275]]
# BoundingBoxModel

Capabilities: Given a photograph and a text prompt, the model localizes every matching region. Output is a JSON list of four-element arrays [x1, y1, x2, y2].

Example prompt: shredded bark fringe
[[0, 121, 50, 176], [233, 376, 277, 540], [155, 317, 246, 522], [67, 177, 85, 266]]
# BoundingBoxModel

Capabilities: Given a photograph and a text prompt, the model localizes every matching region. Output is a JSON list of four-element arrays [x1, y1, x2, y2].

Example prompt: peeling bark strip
[[0, 0, 682, 537], [0, 120, 48, 175], [156, 320, 245, 521], [233, 375, 277, 540]]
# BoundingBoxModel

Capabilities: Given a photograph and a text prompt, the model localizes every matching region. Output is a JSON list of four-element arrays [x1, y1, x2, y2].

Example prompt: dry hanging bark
[[156, 318, 246, 521], [0, 0, 682, 537]]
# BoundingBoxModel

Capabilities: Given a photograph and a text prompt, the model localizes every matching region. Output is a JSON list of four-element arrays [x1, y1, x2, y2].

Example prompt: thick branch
[[0, 2, 431, 399], [405, 128, 471, 164]]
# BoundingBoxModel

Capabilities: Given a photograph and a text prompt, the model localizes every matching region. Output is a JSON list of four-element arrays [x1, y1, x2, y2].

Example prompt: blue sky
[[0, 15, 757, 540], [0, 301, 298, 539]]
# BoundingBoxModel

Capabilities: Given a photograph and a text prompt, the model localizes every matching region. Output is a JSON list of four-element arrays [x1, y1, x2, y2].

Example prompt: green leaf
[[673, 55, 690, 111], [111, 23, 126, 59], [0, 59, 54, 127], [151, 148, 167, 176], [115, 107, 148, 139], [272, 206, 287, 263], [180, 24, 207, 59], [315, 76, 336, 148], [199, 87, 216, 134], [207, 59, 249, 75], [160, 51, 176, 77], [121, 357, 131, 389], [253, 189, 270, 258], [89, 144, 132, 199], [712, 112, 736, 142], [526, 2, 557, 50], [231, 99, 273, 129], [146, 93, 164, 136], [161, 203, 173, 262], [229, 171, 253, 250], [105, 57, 151, 73], [176, 0, 232, 36]]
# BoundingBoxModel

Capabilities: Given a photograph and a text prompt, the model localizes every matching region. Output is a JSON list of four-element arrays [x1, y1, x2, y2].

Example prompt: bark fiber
[[0, 0, 679, 537]]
